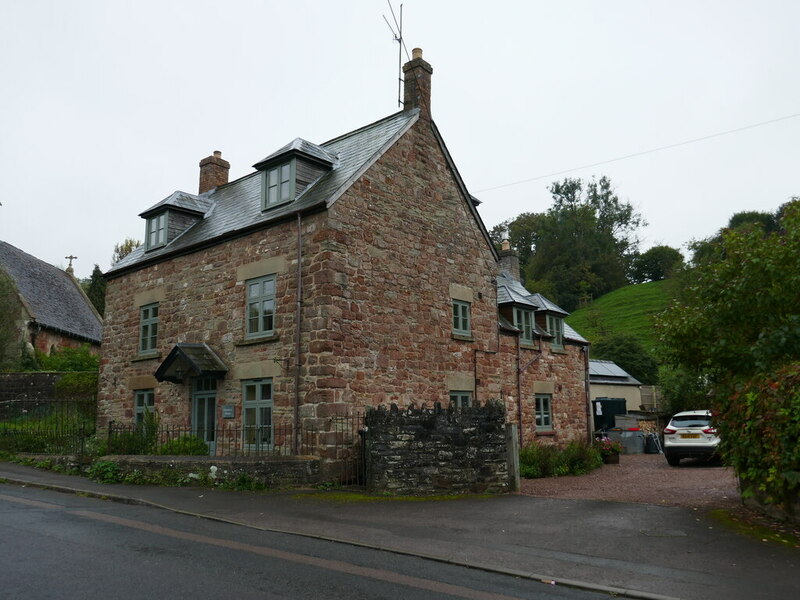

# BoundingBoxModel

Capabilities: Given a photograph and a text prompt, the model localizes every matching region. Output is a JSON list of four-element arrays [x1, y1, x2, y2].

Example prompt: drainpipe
[[583, 344, 592, 443], [294, 212, 303, 454], [515, 334, 523, 447]]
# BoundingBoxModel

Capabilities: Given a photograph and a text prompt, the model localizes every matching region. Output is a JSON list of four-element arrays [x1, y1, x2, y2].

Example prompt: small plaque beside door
[[222, 405, 235, 419]]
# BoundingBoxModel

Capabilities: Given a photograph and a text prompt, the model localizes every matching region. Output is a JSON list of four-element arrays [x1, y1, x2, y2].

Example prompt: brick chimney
[[498, 240, 521, 281], [198, 150, 230, 194], [403, 48, 433, 120]]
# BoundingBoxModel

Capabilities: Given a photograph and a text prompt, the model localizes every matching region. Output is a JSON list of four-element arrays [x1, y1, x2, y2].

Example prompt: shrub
[[86, 460, 121, 484], [519, 441, 602, 478], [158, 435, 209, 456]]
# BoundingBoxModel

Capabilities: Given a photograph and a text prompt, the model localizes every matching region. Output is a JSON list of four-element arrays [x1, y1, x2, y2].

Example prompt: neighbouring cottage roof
[[109, 110, 420, 276], [495, 270, 587, 344], [0, 241, 103, 344], [589, 359, 641, 386]]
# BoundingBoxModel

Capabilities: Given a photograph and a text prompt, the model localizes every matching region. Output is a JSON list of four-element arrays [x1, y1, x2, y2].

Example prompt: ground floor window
[[449, 390, 473, 409], [535, 393, 553, 431], [243, 379, 273, 448], [134, 389, 155, 426]]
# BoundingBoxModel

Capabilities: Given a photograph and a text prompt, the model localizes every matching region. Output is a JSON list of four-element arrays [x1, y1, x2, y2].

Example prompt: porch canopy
[[154, 343, 228, 383]]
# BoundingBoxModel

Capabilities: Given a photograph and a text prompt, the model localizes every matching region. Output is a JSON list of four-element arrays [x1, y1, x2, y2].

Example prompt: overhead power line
[[475, 112, 800, 194]]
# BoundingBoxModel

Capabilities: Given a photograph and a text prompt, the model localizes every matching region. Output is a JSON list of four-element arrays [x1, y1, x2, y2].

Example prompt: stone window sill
[[536, 430, 555, 436], [236, 334, 280, 347], [520, 342, 538, 350], [550, 346, 568, 355], [132, 352, 161, 363], [451, 333, 474, 342]]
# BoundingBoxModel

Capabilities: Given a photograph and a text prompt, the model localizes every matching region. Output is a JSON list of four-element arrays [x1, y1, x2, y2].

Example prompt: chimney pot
[[198, 150, 230, 194], [412, 47, 423, 59]]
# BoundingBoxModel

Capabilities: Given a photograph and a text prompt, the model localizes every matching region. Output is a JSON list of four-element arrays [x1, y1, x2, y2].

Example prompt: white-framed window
[[246, 275, 276, 338], [262, 161, 295, 209], [139, 303, 159, 354], [452, 300, 471, 336], [449, 390, 473, 409], [243, 379, 273, 449], [546, 314, 564, 348], [535, 393, 553, 431], [514, 308, 534, 344], [134, 389, 155, 426], [146, 212, 167, 250]]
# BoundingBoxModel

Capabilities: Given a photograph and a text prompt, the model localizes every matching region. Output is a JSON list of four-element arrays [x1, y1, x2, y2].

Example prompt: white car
[[663, 410, 720, 466]]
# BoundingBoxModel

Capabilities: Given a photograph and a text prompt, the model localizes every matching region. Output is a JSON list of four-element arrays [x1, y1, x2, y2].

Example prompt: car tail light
[[702, 427, 717, 434], [663, 426, 677, 435]]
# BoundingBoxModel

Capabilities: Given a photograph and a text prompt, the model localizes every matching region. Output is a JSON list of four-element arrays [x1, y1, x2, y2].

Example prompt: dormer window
[[514, 308, 534, 344], [146, 212, 167, 250], [263, 160, 295, 209], [547, 314, 564, 348]]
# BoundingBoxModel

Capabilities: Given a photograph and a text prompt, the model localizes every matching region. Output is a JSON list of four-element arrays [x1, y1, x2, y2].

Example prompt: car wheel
[[666, 454, 681, 466]]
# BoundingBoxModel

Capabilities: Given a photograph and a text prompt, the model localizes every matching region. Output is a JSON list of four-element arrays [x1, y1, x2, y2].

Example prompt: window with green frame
[[514, 308, 534, 344], [146, 212, 167, 250], [535, 393, 553, 431], [452, 300, 471, 336], [262, 160, 295, 209], [139, 303, 159, 354], [243, 379, 273, 448], [546, 314, 564, 348], [246, 275, 275, 338], [449, 390, 473, 409], [134, 389, 155, 426]]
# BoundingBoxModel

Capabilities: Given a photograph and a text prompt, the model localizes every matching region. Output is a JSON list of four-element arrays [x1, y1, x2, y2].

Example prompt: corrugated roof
[[589, 359, 641, 385], [0, 241, 103, 343], [109, 110, 418, 276]]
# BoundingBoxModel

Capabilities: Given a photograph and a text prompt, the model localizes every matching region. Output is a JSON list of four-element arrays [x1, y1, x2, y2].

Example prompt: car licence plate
[[680, 433, 701, 439]]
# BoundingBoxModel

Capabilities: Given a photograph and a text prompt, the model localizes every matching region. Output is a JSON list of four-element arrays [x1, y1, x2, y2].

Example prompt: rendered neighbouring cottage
[[97, 50, 591, 458]]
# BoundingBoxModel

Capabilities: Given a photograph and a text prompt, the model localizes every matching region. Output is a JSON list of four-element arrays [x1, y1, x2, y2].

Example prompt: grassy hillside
[[565, 279, 677, 352]]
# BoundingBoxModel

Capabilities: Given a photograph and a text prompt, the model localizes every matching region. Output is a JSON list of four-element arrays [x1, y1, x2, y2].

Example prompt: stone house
[[98, 49, 590, 452], [0, 241, 102, 366]]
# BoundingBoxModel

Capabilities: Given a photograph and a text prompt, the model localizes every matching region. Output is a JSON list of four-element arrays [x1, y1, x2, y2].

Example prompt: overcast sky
[[2, 0, 798, 280]]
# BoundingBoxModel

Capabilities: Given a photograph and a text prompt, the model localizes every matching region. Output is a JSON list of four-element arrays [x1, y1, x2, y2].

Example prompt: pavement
[[1, 461, 797, 600]]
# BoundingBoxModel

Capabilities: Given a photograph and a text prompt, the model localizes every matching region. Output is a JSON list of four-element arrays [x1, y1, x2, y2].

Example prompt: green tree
[[592, 333, 658, 385], [629, 245, 684, 283], [85, 264, 106, 316], [112, 237, 141, 265], [657, 200, 800, 512], [525, 176, 644, 311]]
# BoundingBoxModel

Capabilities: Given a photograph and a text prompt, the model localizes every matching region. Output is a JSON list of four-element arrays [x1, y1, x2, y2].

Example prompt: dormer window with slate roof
[[253, 138, 335, 212], [140, 191, 213, 252]]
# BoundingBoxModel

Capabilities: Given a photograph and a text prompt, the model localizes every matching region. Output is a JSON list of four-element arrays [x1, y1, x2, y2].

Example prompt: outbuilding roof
[[589, 359, 641, 385], [0, 241, 103, 343]]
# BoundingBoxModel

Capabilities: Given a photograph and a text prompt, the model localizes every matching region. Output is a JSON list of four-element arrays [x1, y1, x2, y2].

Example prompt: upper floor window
[[449, 390, 473, 410], [247, 275, 275, 338], [262, 161, 295, 209], [452, 300, 471, 336], [134, 389, 155, 426], [146, 213, 167, 250], [514, 308, 534, 344], [547, 314, 564, 348], [139, 303, 159, 354]]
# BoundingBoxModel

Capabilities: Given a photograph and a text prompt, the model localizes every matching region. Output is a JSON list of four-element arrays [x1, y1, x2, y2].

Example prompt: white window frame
[[243, 379, 273, 449], [449, 390, 473, 409]]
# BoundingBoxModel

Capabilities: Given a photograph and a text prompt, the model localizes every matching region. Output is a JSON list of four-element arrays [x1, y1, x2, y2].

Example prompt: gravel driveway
[[519, 453, 741, 509]]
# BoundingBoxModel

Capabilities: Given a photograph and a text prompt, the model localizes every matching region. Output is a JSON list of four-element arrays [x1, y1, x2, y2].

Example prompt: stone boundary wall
[[0, 372, 62, 401], [365, 401, 510, 495], [105, 455, 322, 488]]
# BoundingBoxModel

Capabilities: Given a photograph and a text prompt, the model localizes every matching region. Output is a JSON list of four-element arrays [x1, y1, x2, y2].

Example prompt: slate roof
[[0, 241, 103, 343], [589, 359, 641, 385], [495, 270, 587, 344], [154, 343, 228, 383], [109, 110, 419, 276], [140, 191, 213, 218], [253, 137, 337, 169]]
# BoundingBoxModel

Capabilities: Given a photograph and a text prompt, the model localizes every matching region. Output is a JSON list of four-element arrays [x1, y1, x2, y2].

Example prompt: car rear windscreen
[[671, 415, 711, 427]]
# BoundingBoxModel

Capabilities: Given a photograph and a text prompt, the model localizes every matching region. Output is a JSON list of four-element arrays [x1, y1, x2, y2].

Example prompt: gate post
[[505, 423, 520, 492]]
